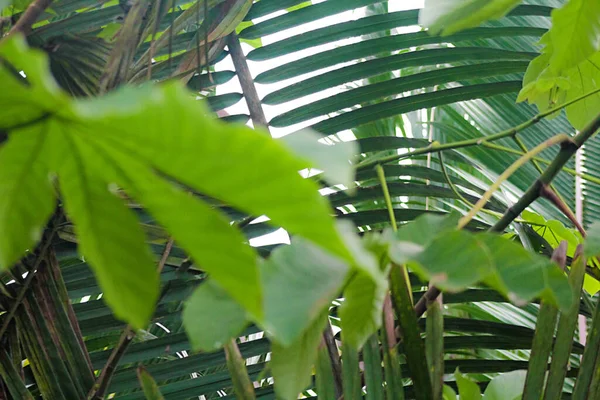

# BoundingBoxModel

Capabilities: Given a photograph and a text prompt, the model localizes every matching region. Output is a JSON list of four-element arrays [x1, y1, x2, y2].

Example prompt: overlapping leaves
[[0, 35, 356, 329], [389, 213, 573, 311]]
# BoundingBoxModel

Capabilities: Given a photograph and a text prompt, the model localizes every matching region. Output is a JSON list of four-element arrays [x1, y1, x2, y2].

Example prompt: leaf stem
[[358, 85, 600, 171], [375, 164, 397, 232], [458, 134, 570, 229], [224, 339, 256, 400], [7, 0, 53, 36]]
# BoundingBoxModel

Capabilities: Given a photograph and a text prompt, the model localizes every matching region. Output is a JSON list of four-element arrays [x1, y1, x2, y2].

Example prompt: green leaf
[[388, 218, 573, 311], [455, 369, 482, 400], [479, 233, 572, 312], [280, 128, 357, 191], [75, 84, 352, 263], [420, 0, 523, 36], [482, 370, 527, 400], [49, 131, 159, 330], [411, 230, 493, 292], [564, 52, 600, 130], [137, 367, 165, 400], [183, 280, 249, 352], [270, 312, 328, 400], [585, 222, 600, 258], [548, 0, 600, 74], [390, 212, 460, 264], [339, 271, 387, 349], [262, 238, 349, 346], [0, 124, 56, 270], [338, 222, 388, 349], [443, 384, 458, 400], [0, 35, 70, 129], [90, 140, 262, 318]]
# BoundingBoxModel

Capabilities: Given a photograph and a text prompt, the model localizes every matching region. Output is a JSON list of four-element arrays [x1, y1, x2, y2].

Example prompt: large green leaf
[[482, 370, 527, 400], [49, 130, 159, 330], [0, 123, 56, 270], [0, 35, 70, 128], [564, 52, 600, 130], [548, 0, 600, 74], [262, 238, 349, 346], [388, 214, 573, 311], [76, 84, 351, 262], [420, 0, 523, 36], [183, 280, 249, 352]]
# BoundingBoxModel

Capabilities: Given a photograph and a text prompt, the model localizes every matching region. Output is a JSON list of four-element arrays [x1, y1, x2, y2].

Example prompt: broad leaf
[[411, 230, 493, 291], [280, 129, 357, 191], [565, 52, 600, 130], [183, 280, 249, 352], [482, 370, 527, 400], [90, 141, 262, 317], [262, 238, 349, 346], [0, 35, 70, 128], [49, 131, 159, 330], [420, 0, 522, 36], [455, 369, 482, 400], [390, 212, 460, 264], [77, 83, 352, 263], [548, 0, 600, 74], [0, 124, 56, 270], [270, 312, 328, 400], [137, 367, 165, 400], [339, 271, 387, 349], [479, 233, 572, 312]]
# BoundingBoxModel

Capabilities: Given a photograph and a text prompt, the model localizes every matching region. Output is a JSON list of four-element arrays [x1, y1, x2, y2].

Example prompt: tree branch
[[8, 0, 53, 36], [415, 111, 600, 318]]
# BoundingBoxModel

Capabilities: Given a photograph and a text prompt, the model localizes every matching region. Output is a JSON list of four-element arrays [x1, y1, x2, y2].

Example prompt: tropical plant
[[2, 0, 600, 399]]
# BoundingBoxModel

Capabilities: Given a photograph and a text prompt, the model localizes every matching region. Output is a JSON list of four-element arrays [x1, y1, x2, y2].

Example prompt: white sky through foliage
[[214, 0, 424, 247]]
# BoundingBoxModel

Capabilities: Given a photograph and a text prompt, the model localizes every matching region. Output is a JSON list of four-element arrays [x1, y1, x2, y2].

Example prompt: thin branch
[[458, 133, 570, 229], [7, 0, 53, 36], [322, 323, 343, 399], [540, 184, 586, 237], [227, 33, 269, 130], [415, 111, 600, 318], [87, 238, 174, 400]]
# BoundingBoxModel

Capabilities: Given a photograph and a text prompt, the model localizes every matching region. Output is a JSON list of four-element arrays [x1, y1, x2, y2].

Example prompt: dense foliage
[[1, 0, 600, 399]]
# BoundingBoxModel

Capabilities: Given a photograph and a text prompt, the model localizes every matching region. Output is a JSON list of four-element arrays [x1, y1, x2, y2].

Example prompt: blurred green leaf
[[183, 280, 249, 352], [137, 367, 165, 400], [270, 312, 328, 400], [338, 223, 387, 349], [455, 369, 482, 400], [482, 370, 527, 400], [280, 129, 358, 191], [0, 124, 56, 271], [262, 238, 349, 346], [420, 0, 522, 36]]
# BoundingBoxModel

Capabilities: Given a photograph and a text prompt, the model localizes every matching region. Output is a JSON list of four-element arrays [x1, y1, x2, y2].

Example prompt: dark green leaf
[[183, 280, 248, 352]]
